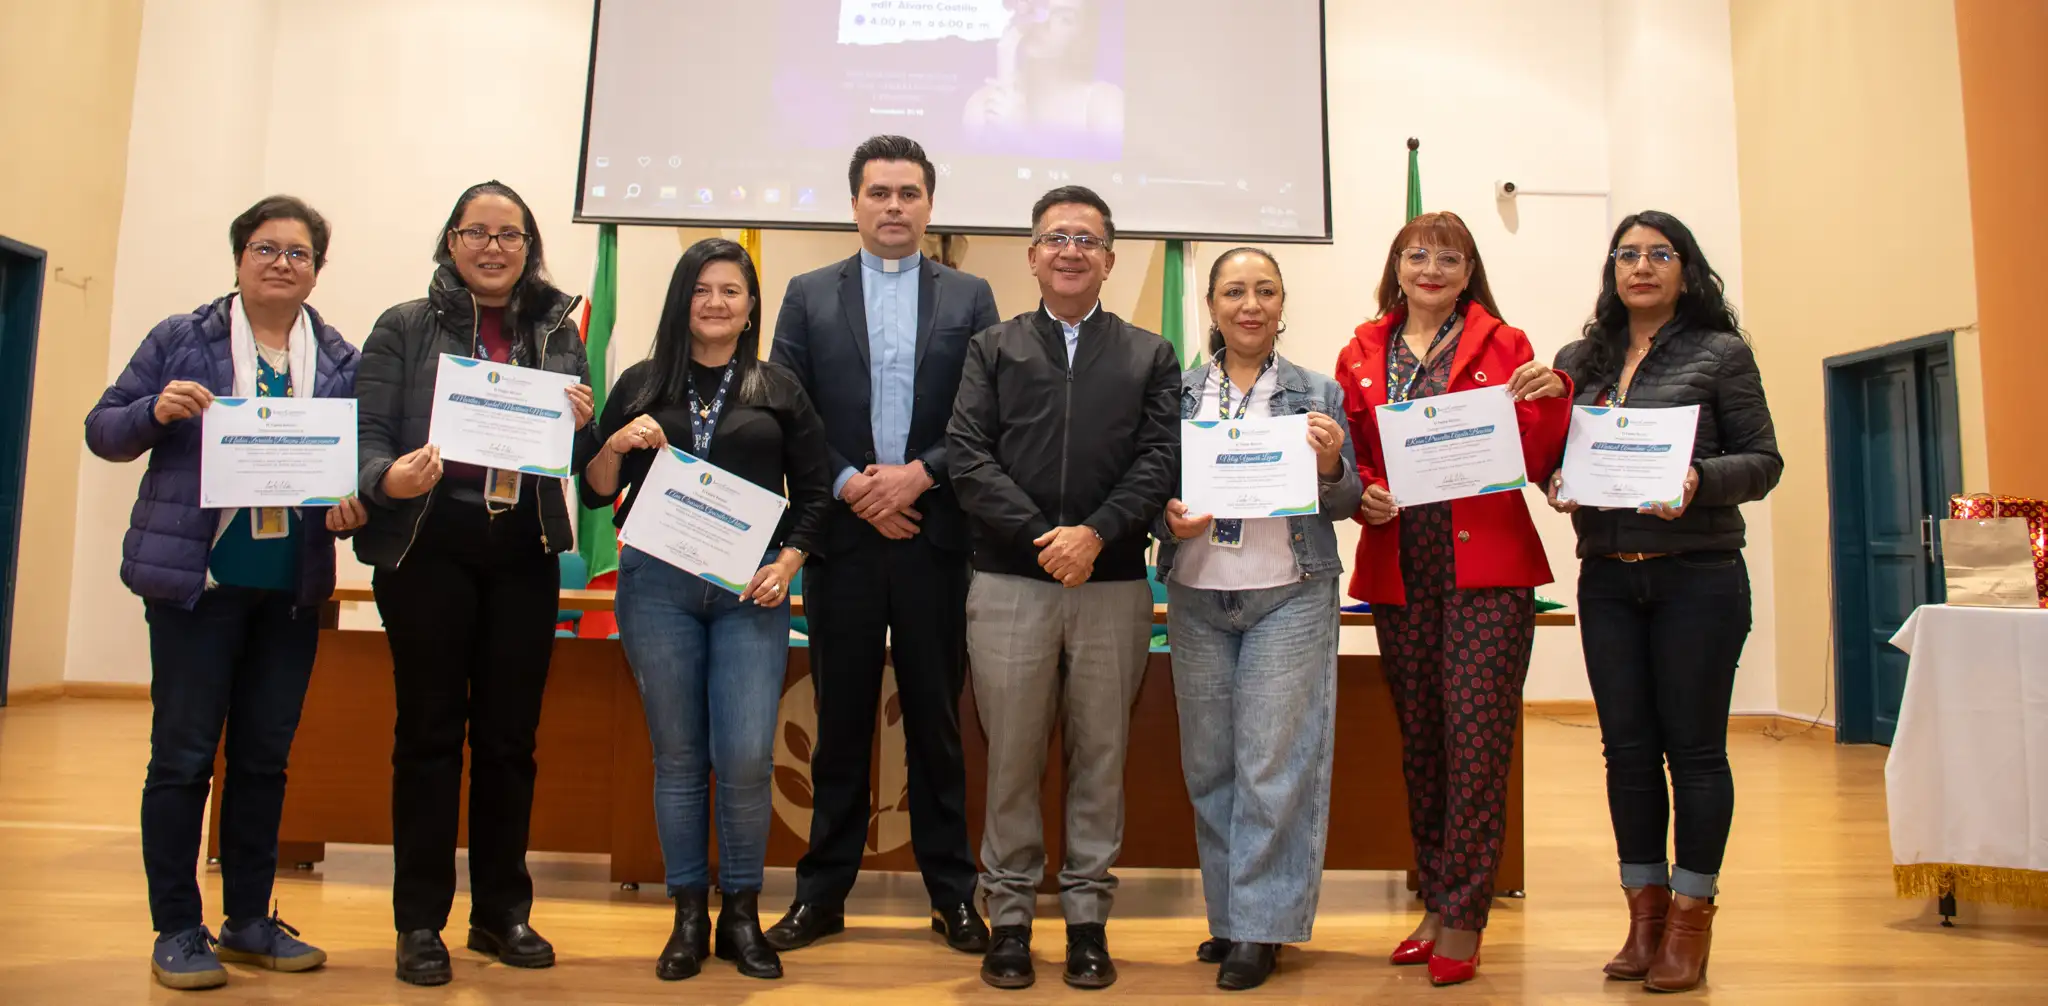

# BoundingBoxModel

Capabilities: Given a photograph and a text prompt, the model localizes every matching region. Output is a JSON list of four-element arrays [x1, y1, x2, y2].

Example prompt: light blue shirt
[[1046, 302, 1101, 366], [834, 248, 922, 499]]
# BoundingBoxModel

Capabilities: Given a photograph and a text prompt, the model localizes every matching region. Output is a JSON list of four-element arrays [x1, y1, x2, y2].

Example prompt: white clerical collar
[[860, 248, 922, 274], [1044, 302, 1101, 328]]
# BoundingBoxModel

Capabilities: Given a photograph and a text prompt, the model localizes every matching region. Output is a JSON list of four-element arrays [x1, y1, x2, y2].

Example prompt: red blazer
[[1336, 301, 1572, 605]]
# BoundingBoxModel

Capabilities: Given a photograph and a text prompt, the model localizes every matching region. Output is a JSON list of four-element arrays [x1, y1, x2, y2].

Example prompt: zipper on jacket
[[1057, 364, 1072, 526]]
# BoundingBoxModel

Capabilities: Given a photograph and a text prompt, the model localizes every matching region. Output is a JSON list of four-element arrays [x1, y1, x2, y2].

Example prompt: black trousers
[[1577, 552, 1752, 879], [373, 498, 559, 933], [794, 535, 977, 908], [141, 587, 319, 933]]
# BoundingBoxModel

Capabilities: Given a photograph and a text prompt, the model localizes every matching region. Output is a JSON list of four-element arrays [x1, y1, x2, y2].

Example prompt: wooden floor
[[0, 699, 2042, 1004]]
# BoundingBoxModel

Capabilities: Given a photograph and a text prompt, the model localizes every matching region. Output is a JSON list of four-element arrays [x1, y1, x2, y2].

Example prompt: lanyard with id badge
[[1207, 353, 1275, 548], [250, 351, 294, 539], [689, 362, 736, 459], [477, 329, 524, 511]]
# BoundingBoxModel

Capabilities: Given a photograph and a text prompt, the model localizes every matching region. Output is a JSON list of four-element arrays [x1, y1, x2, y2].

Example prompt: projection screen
[[575, 0, 1331, 242]]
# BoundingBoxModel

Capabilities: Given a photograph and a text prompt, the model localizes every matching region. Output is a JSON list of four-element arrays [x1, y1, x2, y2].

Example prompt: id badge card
[[251, 507, 290, 540], [485, 468, 522, 505], [1208, 518, 1244, 549]]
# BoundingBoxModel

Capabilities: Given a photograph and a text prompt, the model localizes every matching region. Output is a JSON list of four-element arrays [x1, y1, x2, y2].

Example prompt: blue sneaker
[[151, 926, 228, 990], [218, 910, 328, 973]]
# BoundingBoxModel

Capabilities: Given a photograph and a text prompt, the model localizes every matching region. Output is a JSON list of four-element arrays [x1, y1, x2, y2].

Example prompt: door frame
[[0, 235, 48, 705], [1823, 331, 1959, 744]]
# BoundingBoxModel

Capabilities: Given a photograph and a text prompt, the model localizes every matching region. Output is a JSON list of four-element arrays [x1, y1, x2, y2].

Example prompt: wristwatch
[[917, 458, 940, 486]]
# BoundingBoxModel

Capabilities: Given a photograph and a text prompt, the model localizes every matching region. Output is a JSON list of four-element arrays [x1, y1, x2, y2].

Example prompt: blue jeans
[[1165, 577, 1339, 943], [615, 546, 790, 895], [142, 587, 319, 933]]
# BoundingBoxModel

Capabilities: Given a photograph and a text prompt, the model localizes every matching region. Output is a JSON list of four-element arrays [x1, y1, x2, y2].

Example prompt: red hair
[[1371, 211, 1503, 322]]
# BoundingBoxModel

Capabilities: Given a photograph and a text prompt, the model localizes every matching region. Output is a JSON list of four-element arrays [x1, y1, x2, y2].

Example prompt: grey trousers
[[967, 571, 1153, 928]]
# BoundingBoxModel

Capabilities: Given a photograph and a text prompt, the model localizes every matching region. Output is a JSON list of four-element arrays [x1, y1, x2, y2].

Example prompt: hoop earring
[[1277, 320, 1288, 335], [743, 320, 753, 332]]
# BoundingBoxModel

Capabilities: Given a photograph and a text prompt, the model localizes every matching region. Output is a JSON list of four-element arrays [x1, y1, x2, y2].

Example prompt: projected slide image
[[775, 0, 1124, 161], [579, 0, 1330, 239]]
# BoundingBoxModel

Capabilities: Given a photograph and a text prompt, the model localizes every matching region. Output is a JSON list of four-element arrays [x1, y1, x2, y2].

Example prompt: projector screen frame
[[570, 0, 1334, 245]]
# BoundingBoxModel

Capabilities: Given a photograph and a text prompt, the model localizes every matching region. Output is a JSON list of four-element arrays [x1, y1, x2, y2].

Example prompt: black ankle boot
[[713, 889, 783, 979], [656, 888, 711, 981]]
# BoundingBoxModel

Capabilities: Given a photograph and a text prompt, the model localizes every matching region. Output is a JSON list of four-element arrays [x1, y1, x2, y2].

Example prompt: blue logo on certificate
[[1227, 427, 1242, 439], [1617, 416, 1630, 429], [699, 472, 713, 486], [1424, 406, 1438, 418], [487, 371, 502, 385], [256, 406, 272, 419]]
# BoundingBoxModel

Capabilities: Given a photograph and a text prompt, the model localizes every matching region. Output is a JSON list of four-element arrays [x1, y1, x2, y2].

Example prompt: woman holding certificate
[[1335, 211, 1571, 987], [354, 182, 598, 986], [576, 237, 831, 982], [85, 196, 362, 991], [1547, 211, 1780, 993], [1155, 248, 1360, 991]]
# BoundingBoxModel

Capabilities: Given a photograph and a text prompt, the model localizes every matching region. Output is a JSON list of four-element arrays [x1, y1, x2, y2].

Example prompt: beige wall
[[0, 0, 142, 696], [1729, 0, 1986, 722]]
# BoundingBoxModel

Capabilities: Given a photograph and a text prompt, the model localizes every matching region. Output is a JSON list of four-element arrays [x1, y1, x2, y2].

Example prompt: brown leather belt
[[1605, 552, 1670, 562]]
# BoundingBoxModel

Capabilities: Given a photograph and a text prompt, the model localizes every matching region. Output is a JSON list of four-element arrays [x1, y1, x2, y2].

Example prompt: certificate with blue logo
[[1557, 404, 1700, 509], [1180, 414, 1319, 519], [620, 446, 789, 594], [199, 397, 358, 508], [426, 353, 577, 476], [1375, 385, 1528, 506]]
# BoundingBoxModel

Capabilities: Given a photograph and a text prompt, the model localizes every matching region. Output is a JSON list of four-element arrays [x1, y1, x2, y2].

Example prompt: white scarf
[[213, 295, 317, 552], [229, 293, 316, 400]]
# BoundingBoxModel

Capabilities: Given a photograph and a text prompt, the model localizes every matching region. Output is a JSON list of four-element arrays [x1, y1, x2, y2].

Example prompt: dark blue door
[[0, 236, 48, 704], [1826, 337, 1962, 745]]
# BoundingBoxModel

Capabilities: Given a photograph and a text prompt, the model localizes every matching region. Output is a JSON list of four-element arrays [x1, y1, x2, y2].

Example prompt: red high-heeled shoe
[[1427, 934, 1482, 987], [1389, 939, 1435, 966]]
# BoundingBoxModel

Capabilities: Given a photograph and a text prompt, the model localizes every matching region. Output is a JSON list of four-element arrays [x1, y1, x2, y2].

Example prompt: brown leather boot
[[1644, 893, 1716, 992], [1602, 885, 1670, 981]]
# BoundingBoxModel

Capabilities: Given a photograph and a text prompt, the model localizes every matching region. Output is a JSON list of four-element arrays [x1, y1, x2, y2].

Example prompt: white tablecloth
[[1886, 604, 2048, 908]]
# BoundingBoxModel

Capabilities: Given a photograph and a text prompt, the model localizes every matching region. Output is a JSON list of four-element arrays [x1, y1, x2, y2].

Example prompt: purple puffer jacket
[[84, 296, 361, 609]]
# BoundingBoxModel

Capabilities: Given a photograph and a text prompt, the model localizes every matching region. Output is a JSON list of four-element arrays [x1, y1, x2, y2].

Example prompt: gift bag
[[1948, 494, 2048, 605]]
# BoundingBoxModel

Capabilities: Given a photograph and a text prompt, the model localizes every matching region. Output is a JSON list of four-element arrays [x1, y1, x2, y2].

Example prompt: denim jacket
[[1154, 354, 1362, 583]]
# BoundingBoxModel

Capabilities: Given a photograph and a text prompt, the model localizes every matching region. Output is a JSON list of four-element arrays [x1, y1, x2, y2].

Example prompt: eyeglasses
[[1401, 247, 1466, 270], [1032, 231, 1110, 253], [452, 227, 530, 252], [244, 242, 315, 270], [1612, 246, 1679, 267]]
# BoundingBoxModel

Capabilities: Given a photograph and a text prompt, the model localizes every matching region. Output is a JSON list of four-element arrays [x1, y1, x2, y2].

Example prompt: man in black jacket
[[946, 186, 1179, 990], [764, 136, 1001, 956]]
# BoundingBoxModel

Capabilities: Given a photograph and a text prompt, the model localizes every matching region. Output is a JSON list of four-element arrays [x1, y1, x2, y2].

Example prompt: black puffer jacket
[[354, 266, 594, 567], [1552, 323, 1781, 556]]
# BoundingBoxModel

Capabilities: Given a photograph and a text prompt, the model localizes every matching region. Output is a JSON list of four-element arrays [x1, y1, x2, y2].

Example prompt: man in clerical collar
[[946, 185, 1181, 990], [766, 135, 1000, 958]]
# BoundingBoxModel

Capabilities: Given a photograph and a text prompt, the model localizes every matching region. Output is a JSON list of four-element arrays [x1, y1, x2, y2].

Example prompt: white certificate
[[1375, 385, 1529, 506], [619, 447, 789, 594], [1180, 415, 1319, 519], [1557, 404, 1700, 509], [426, 354, 577, 476], [199, 397, 358, 508]]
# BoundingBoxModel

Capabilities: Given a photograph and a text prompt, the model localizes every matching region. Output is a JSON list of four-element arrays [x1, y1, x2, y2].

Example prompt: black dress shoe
[[466, 920, 555, 968], [980, 925, 1034, 989], [932, 902, 991, 953], [1217, 942, 1280, 991], [1198, 937, 1234, 964], [656, 887, 711, 981], [762, 901, 844, 952], [713, 889, 783, 979], [1064, 923, 1117, 989], [395, 929, 451, 986]]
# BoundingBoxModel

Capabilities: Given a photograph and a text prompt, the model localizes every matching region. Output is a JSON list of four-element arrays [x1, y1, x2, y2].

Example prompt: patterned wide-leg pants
[[1372, 501, 1535, 931]]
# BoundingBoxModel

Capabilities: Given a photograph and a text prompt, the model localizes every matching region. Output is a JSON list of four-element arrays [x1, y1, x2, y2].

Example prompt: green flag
[[575, 223, 620, 580], [1162, 239, 1186, 363], [1406, 138, 1422, 220]]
